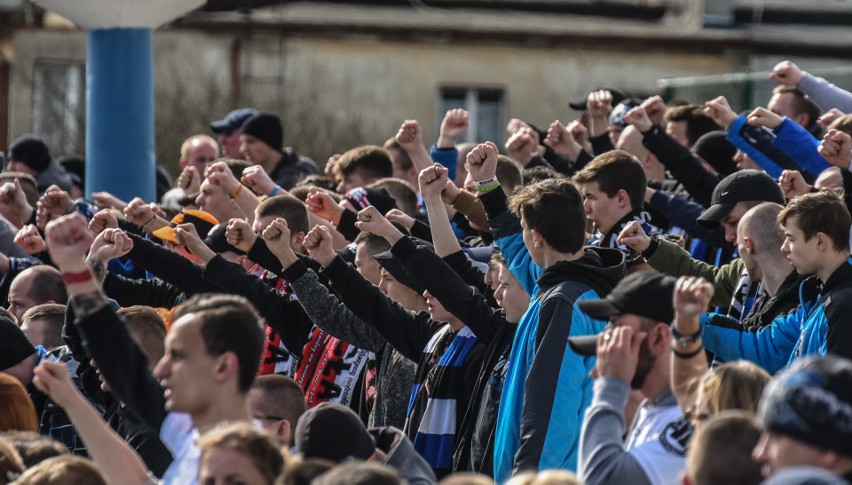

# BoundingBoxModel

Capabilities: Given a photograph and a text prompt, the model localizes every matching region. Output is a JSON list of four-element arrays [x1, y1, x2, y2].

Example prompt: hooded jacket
[[371, 427, 438, 485], [480, 189, 627, 482]]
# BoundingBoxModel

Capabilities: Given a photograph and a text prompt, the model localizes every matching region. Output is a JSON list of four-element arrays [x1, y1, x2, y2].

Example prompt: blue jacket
[[772, 117, 830, 179], [703, 261, 852, 374], [481, 190, 626, 482]]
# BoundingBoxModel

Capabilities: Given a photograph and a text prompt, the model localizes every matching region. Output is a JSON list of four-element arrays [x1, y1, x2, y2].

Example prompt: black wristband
[[672, 345, 704, 359], [641, 237, 660, 259]]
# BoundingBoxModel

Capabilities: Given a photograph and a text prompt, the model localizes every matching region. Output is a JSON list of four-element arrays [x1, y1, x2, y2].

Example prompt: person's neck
[[641, 356, 671, 403], [447, 317, 465, 332], [817, 252, 850, 287], [759, 257, 794, 297], [541, 246, 585, 268], [600, 209, 633, 237], [191, 392, 251, 434]]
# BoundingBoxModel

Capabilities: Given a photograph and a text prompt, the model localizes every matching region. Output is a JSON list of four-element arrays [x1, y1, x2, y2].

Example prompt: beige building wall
[[8, 28, 744, 170]]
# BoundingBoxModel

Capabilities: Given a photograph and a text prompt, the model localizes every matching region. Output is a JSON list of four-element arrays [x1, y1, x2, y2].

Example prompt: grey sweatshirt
[[289, 264, 416, 429], [799, 72, 852, 114]]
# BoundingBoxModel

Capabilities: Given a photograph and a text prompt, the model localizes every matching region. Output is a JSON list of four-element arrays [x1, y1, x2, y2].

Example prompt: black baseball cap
[[696, 170, 785, 229], [569, 272, 676, 356], [210, 107, 258, 134], [568, 88, 628, 111]]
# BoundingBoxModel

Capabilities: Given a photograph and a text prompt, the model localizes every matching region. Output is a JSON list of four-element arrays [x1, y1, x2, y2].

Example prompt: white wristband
[[473, 176, 498, 187]]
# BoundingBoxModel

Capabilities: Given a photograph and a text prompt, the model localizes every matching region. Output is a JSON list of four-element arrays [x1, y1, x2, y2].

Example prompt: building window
[[439, 87, 505, 144], [32, 60, 85, 156]]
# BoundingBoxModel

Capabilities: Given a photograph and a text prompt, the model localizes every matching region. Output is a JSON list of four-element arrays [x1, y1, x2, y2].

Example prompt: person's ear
[[278, 419, 292, 446], [179, 158, 187, 169], [744, 236, 755, 255], [531, 228, 545, 249], [617, 189, 631, 209], [815, 232, 830, 252], [213, 352, 238, 384]]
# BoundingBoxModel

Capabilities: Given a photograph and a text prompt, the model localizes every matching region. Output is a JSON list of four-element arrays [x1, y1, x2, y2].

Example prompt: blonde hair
[[701, 360, 770, 415]]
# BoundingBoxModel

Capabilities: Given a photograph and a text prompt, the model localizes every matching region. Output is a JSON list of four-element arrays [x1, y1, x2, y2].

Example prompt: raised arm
[[419, 164, 462, 257]]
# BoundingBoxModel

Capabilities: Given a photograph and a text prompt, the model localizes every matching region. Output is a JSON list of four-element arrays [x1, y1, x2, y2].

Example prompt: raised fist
[[588, 90, 614, 119], [640, 96, 667, 126], [703, 96, 737, 129], [769, 60, 804, 86], [778, 170, 811, 200], [418, 164, 450, 200], [89, 209, 119, 235], [673, 276, 714, 319], [305, 187, 345, 225], [818, 129, 852, 170], [302, 224, 336, 267], [14, 224, 46, 255], [225, 218, 257, 253], [504, 129, 539, 166], [45, 213, 94, 268], [466, 141, 500, 183], [617, 220, 651, 254], [395, 120, 423, 152], [177, 166, 202, 194], [439, 109, 470, 143], [624, 107, 653, 133], [746, 107, 784, 129], [241, 165, 277, 196]]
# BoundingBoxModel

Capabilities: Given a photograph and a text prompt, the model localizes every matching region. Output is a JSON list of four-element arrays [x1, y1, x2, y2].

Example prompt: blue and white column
[[33, 0, 204, 202]]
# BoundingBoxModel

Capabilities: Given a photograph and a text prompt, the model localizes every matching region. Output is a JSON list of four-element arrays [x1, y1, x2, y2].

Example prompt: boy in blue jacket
[[467, 142, 626, 482]]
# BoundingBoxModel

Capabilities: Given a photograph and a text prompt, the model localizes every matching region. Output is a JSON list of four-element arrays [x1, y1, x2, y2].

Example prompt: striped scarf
[[405, 325, 478, 476]]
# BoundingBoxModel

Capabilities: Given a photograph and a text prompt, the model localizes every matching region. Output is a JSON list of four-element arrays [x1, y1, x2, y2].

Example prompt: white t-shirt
[[625, 399, 691, 485], [160, 413, 199, 485]]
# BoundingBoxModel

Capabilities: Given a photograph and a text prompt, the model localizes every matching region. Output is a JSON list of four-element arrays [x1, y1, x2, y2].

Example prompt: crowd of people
[[3, 58, 852, 484]]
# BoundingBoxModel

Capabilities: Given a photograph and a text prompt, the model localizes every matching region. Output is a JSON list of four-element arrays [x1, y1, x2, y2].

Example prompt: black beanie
[[295, 403, 376, 463], [9, 134, 51, 173], [693, 131, 737, 176], [0, 314, 37, 370], [759, 356, 852, 457], [240, 113, 283, 150]]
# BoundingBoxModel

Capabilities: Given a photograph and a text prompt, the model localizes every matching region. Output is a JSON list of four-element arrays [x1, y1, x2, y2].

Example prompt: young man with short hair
[[573, 149, 662, 251], [696, 190, 852, 371], [248, 374, 307, 446], [470, 142, 626, 481], [44, 213, 266, 484], [334, 145, 394, 194], [238, 112, 319, 190]]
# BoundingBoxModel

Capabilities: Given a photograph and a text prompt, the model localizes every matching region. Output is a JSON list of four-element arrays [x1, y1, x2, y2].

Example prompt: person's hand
[[89, 228, 133, 262], [385, 209, 415, 231], [438, 109, 469, 148], [544, 120, 582, 158], [324, 154, 342, 179], [769, 60, 804, 86], [39, 185, 73, 217], [32, 360, 84, 410], [641, 95, 667, 125], [419, 163, 450, 200], [177, 166, 202, 194], [205, 161, 240, 194], [305, 187, 345, 225], [747, 107, 784, 129], [587, 90, 614, 119], [624, 106, 654, 132], [14, 224, 46, 255], [595, 326, 647, 384], [567, 120, 593, 152], [673, 276, 714, 319], [174, 223, 215, 262], [123, 198, 157, 228], [506, 118, 531, 137], [504, 129, 539, 166], [395, 120, 424, 153], [704, 96, 737, 129], [241, 165, 278, 196], [88, 209, 118, 235], [91, 191, 128, 212], [355, 206, 401, 241], [466, 141, 499, 183], [0, 178, 33, 227], [45, 213, 94, 269], [779, 170, 811, 199], [225, 218, 257, 253], [617, 220, 652, 254], [818, 129, 852, 170], [302, 224, 337, 267], [261, 217, 298, 265], [817, 108, 845, 132]]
